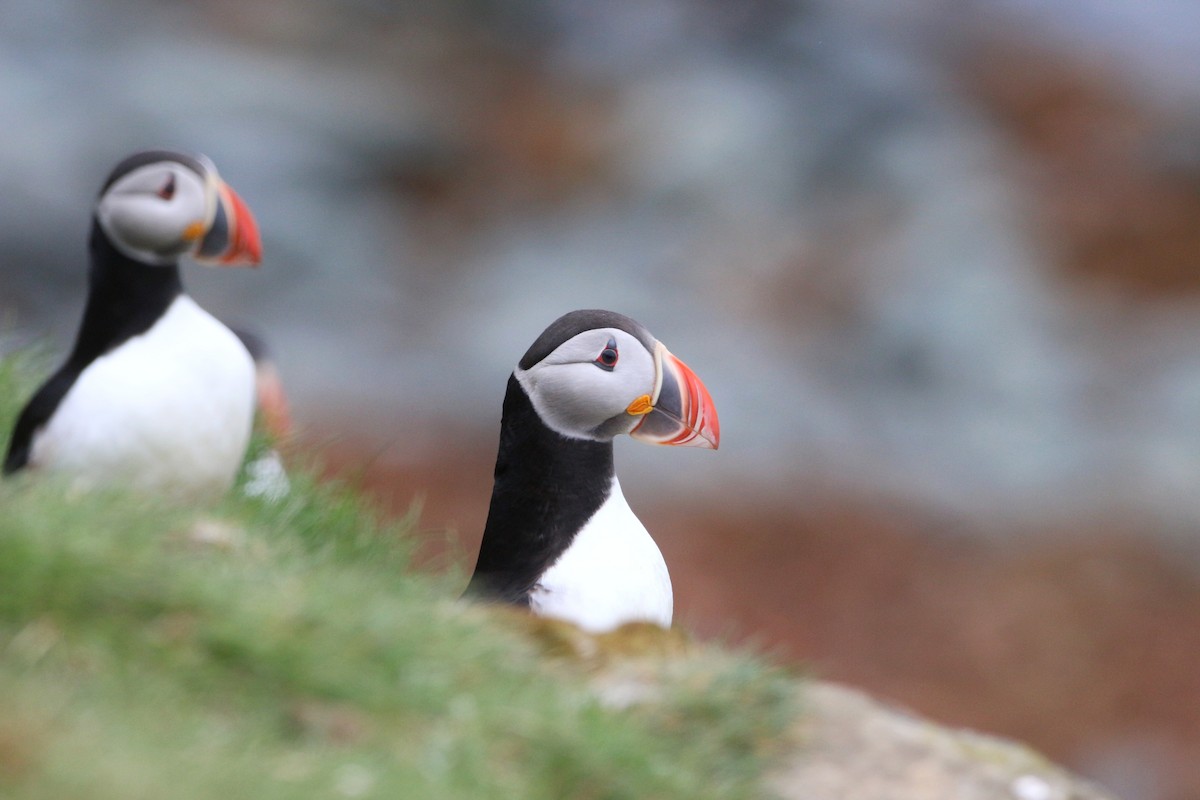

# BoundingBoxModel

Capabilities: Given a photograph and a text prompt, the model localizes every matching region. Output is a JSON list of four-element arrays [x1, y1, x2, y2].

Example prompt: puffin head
[[94, 150, 261, 267], [515, 309, 720, 449]]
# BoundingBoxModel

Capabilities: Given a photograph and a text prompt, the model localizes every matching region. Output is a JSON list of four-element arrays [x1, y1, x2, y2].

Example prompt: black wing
[[3, 365, 82, 475]]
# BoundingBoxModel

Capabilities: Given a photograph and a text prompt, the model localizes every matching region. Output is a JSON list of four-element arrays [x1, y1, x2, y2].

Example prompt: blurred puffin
[[230, 327, 294, 502], [465, 309, 720, 632], [231, 327, 294, 446], [3, 150, 263, 498]]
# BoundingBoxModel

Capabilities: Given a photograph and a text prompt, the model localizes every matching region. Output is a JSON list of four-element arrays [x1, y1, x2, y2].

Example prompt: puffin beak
[[195, 180, 262, 267], [628, 344, 720, 449]]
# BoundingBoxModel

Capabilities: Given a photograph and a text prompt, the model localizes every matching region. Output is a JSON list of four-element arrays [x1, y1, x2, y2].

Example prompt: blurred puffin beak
[[254, 361, 294, 442], [628, 343, 720, 449], [195, 180, 262, 267]]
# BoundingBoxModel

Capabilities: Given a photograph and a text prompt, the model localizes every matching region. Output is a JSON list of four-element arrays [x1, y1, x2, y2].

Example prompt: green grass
[[0, 352, 793, 799]]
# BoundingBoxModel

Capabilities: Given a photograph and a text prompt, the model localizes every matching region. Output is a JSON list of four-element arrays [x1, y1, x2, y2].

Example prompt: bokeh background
[[3, 1, 1200, 797]]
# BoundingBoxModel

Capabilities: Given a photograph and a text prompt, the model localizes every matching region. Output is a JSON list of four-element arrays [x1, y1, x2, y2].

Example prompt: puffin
[[3, 150, 263, 498], [231, 327, 294, 502], [465, 309, 720, 632], [231, 327, 294, 445]]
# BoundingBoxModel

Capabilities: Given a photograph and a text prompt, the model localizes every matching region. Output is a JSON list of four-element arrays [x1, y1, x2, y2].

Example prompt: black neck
[[2, 222, 186, 475], [466, 374, 615, 605], [68, 220, 183, 366]]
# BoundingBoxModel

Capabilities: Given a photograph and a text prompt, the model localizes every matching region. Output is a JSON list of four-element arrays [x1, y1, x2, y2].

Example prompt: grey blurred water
[[3, 0, 1200, 536]]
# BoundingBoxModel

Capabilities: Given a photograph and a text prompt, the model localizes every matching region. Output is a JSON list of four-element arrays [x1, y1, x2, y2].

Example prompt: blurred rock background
[[2, 1, 1199, 797]]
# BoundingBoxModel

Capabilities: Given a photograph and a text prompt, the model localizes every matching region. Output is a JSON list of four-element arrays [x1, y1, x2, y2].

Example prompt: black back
[[3, 220, 182, 474], [464, 374, 615, 605]]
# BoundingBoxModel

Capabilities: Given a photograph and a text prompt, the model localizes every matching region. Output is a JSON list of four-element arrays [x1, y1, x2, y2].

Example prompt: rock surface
[[514, 616, 1115, 800], [771, 682, 1116, 800]]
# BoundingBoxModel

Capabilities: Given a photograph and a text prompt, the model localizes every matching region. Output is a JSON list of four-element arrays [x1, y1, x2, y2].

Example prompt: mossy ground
[[0, 351, 792, 799]]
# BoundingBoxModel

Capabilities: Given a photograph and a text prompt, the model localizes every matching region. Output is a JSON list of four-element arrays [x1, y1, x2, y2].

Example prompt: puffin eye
[[594, 337, 619, 372], [157, 174, 176, 201]]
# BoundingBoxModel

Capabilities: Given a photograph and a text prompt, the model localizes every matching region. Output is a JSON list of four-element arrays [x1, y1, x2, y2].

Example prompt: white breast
[[529, 477, 673, 632], [30, 295, 256, 499]]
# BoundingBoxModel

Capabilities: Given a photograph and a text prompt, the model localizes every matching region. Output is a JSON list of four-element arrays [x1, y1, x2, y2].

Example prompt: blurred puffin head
[[94, 150, 261, 267]]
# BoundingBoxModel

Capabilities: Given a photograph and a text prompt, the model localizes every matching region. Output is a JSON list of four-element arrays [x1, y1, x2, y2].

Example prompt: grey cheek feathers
[[513, 367, 619, 443], [514, 367, 602, 442], [95, 209, 179, 266], [591, 411, 637, 440]]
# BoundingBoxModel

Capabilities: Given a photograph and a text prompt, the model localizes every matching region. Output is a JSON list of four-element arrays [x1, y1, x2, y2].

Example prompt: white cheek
[[96, 169, 209, 261], [518, 359, 656, 440], [519, 365, 611, 439], [543, 365, 628, 420], [101, 196, 186, 251]]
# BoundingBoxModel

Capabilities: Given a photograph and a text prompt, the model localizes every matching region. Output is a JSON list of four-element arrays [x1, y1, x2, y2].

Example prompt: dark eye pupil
[[595, 337, 619, 371], [157, 174, 176, 200]]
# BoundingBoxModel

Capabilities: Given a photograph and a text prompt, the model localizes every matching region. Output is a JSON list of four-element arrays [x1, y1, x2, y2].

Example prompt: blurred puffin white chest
[[30, 295, 255, 497], [529, 478, 673, 632]]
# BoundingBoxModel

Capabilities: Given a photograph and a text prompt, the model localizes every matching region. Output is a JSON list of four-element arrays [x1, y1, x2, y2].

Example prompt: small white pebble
[[242, 450, 291, 502], [1011, 773, 1057, 800], [334, 763, 375, 798], [593, 677, 661, 710], [187, 519, 245, 550]]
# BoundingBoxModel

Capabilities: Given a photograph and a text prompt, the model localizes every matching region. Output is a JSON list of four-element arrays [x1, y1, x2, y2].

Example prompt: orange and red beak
[[628, 343, 720, 449], [196, 180, 262, 266]]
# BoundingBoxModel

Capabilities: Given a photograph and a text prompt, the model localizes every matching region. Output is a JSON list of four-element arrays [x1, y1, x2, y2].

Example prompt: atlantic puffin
[[3, 150, 263, 498], [230, 327, 294, 502], [465, 309, 720, 632], [231, 327, 294, 445]]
